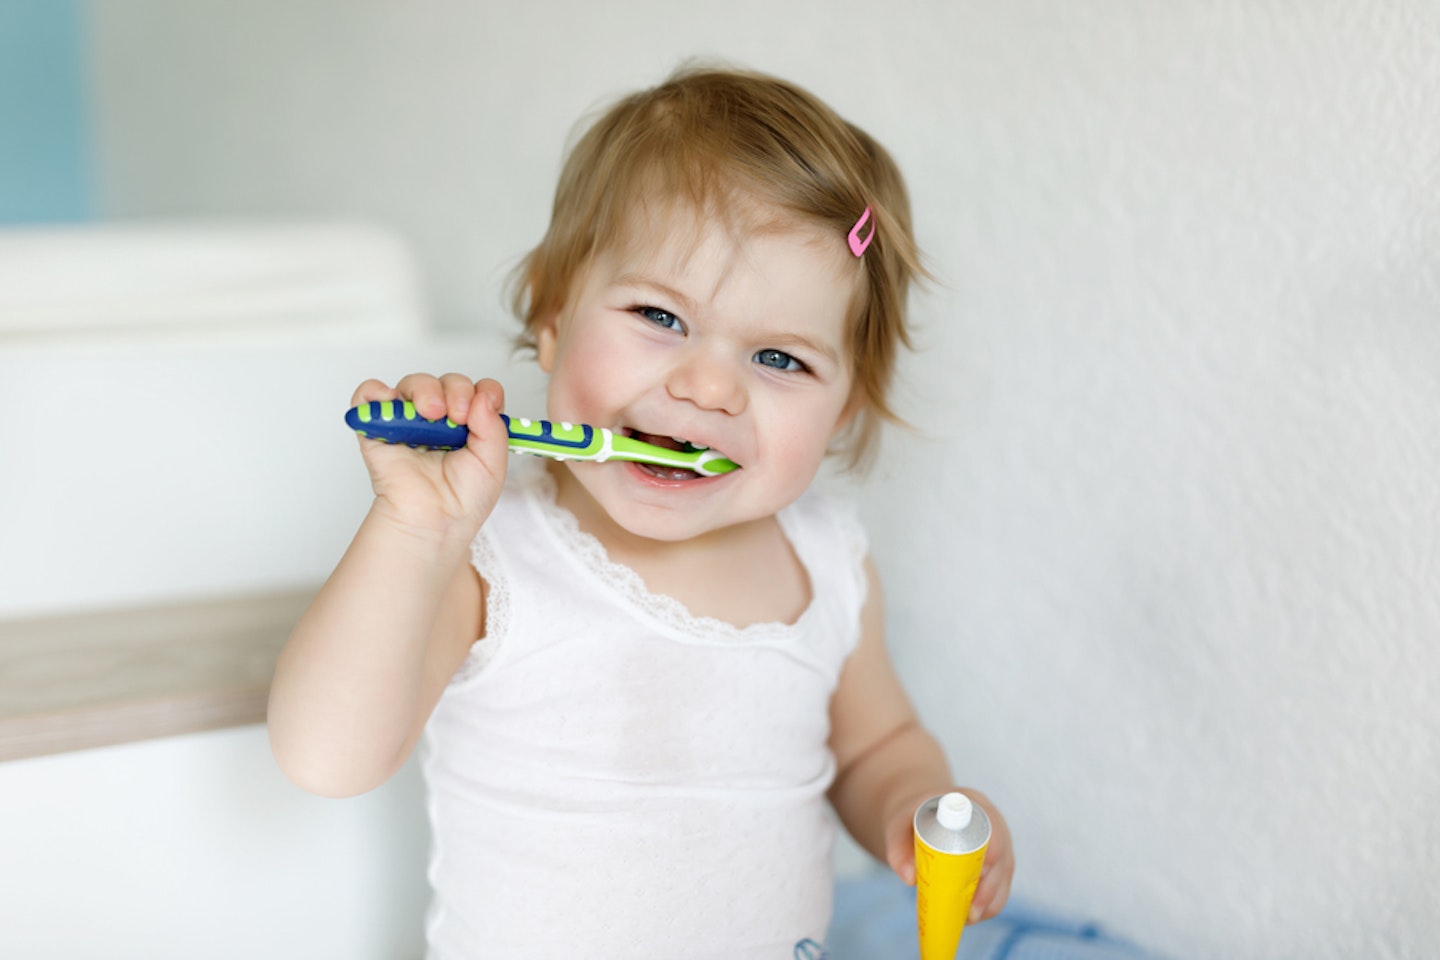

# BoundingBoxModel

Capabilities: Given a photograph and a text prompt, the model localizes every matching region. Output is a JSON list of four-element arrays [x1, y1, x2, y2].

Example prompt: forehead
[[598, 195, 861, 327]]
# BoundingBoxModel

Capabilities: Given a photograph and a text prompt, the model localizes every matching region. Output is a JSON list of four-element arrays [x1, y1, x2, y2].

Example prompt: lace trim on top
[[453, 528, 510, 684], [526, 466, 833, 647]]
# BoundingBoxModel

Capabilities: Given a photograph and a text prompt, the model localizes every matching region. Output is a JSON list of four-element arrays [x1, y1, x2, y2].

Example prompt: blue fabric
[[825, 872, 1161, 960]]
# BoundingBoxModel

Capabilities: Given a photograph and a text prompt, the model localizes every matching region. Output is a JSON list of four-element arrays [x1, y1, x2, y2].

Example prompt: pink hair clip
[[848, 206, 875, 257]]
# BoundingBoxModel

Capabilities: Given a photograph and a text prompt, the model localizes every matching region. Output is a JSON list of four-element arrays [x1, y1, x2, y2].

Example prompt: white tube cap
[[937, 792, 973, 831]]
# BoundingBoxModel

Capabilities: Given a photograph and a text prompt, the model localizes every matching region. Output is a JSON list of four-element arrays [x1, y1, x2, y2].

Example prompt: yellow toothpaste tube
[[914, 792, 991, 960]]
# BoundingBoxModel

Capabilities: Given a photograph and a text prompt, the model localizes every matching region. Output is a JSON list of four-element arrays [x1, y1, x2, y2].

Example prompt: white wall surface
[[0, 329, 527, 619], [62, 1, 1440, 958]]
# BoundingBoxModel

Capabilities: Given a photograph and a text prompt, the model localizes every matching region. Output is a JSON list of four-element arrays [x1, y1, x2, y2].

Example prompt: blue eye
[[754, 348, 804, 372], [637, 306, 684, 332]]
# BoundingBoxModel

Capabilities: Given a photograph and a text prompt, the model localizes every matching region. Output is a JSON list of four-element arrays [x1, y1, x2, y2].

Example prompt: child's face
[[535, 202, 860, 543]]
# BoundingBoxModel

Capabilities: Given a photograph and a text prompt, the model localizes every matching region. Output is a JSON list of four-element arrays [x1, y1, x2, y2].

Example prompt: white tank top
[[421, 463, 869, 959]]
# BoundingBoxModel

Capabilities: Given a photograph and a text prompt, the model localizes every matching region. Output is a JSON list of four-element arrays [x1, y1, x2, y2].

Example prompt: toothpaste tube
[[914, 792, 991, 960]]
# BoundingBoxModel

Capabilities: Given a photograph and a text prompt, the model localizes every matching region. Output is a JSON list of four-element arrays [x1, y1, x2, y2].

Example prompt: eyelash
[[631, 305, 811, 374]]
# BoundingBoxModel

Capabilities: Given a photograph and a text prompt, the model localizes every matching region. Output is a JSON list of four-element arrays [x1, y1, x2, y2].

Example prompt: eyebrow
[[759, 331, 844, 368], [613, 274, 700, 316], [611, 273, 845, 368]]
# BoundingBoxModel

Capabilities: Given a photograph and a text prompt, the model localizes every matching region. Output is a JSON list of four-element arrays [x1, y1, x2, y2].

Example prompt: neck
[[543, 462, 808, 628], [545, 460, 774, 565]]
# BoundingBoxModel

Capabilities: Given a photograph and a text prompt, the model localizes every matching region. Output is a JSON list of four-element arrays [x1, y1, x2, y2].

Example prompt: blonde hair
[[511, 65, 925, 470]]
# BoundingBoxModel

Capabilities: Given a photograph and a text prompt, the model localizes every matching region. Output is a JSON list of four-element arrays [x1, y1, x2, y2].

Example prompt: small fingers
[[882, 802, 921, 886], [472, 378, 505, 419], [437, 372, 480, 424], [350, 373, 505, 454], [357, 374, 500, 428], [887, 845, 916, 887], [464, 379, 509, 460], [968, 839, 1014, 923], [351, 378, 399, 407], [970, 867, 1012, 923], [395, 373, 450, 421]]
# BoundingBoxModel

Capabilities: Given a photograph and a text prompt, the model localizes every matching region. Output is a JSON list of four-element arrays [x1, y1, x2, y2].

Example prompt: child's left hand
[[884, 788, 1015, 924]]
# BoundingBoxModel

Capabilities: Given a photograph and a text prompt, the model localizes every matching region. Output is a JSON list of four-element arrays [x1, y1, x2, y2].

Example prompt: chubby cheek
[[757, 413, 842, 489], [544, 367, 587, 424], [545, 350, 611, 423]]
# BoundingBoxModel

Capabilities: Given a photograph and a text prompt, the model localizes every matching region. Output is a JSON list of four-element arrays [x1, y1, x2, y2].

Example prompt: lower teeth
[[641, 464, 699, 481]]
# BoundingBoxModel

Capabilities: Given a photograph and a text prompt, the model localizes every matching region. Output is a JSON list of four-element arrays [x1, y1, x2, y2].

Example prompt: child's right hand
[[351, 374, 510, 542]]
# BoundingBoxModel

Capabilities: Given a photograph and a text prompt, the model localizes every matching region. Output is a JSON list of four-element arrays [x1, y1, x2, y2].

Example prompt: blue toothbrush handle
[[345, 400, 471, 449], [346, 402, 578, 454]]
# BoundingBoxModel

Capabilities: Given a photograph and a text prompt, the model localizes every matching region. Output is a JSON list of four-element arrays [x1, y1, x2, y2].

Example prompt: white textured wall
[[83, 2, 1440, 958]]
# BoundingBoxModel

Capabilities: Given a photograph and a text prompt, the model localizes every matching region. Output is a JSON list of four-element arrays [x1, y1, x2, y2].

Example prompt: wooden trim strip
[[0, 588, 314, 762]]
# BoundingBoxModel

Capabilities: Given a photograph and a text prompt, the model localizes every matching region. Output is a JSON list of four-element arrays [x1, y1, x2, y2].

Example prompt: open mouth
[[626, 428, 720, 481]]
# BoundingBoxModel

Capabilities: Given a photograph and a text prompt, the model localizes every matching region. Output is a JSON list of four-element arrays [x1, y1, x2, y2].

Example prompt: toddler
[[268, 65, 1014, 959]]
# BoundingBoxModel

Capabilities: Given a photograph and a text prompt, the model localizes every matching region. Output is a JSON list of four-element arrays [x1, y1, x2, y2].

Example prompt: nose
[[666, 346, 747, 415]]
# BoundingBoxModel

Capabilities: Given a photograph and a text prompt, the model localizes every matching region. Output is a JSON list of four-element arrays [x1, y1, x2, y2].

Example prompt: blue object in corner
[[0, 0, 93, 223]]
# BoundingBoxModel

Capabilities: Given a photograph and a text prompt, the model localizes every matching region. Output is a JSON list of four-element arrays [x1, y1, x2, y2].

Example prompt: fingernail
[[968, 902, 983, 923]]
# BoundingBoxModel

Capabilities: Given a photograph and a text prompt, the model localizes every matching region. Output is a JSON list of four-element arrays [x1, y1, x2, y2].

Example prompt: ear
[[534, 312, 560, 373]]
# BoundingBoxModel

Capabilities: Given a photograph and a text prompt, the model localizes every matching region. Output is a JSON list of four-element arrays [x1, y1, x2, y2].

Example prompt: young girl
[[268, 66, 1013, 958]]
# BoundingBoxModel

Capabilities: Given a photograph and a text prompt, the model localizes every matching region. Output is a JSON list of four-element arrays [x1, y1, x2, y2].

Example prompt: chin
[[605, 503, 728, 543]]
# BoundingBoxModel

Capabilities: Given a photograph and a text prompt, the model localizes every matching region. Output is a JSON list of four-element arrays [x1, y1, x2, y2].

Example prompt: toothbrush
[[344, 400, 739, 477]]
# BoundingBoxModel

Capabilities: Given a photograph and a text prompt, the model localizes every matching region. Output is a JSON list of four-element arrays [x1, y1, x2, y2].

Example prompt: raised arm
[[827, 557, 1014, 923], [266, 375, 509, 797]]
